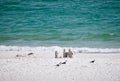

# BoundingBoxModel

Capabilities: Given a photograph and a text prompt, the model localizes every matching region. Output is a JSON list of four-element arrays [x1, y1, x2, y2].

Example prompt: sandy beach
[[0, 46, 120, 81], [0, 0, 120, 81]]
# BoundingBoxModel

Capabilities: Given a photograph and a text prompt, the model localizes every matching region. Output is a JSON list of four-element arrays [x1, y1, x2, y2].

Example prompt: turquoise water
[[0, 0, 120, 47]]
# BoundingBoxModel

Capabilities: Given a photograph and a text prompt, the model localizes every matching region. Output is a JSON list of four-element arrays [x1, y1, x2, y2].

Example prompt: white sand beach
[[0, 46, 120, 81]]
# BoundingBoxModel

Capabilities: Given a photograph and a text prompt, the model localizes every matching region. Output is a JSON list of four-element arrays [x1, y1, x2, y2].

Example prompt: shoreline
[[0, 45, 120, 59]]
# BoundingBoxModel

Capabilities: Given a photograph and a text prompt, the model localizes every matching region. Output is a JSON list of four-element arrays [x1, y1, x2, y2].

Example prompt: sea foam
[[0, 45, 120, 53]]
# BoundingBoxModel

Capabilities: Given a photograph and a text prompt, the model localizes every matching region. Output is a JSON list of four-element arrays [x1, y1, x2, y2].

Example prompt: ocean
[[0, 0, 120, 48]]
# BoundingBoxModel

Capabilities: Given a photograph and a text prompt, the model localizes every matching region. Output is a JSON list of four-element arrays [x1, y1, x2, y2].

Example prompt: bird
[[56, 62, 62, 66], [61, 60, 67, 64], [56, 64, 60, 66], [28, 53, 33, 56], [90, 59, 95, 63]]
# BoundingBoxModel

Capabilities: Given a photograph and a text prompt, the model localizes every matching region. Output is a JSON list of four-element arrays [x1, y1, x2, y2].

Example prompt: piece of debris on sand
[[16, 54, 24, 57]]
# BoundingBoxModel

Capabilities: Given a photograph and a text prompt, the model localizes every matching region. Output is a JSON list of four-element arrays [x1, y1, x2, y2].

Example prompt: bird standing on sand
[[90, 59, 95, 63], [28, 53, 33, 56], [56, 62, 62, 66], [56, 64, 60, 66], [62, 60, 67, 64]]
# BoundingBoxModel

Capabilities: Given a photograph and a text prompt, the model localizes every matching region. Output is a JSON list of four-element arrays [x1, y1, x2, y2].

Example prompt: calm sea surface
[[0, 0, 120, 47]]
